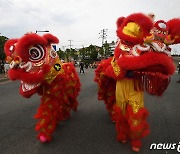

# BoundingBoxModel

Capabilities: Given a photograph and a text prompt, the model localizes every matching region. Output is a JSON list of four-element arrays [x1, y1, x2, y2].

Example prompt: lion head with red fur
[[4, 33, 59, 97], [114, 13, 179, 95]]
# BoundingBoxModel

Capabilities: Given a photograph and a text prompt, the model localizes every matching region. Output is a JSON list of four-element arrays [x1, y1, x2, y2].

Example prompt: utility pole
[[61, 46, 67, 62], [99, 29, 108, 46], [99, 29, 108, 57], [62, 46, 66, 51], [68, 39, 73, 62], [68, 39, 73, 50]]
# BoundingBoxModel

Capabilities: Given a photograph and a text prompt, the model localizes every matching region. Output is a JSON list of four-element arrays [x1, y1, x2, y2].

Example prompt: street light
[[35, 30, 49, 33]]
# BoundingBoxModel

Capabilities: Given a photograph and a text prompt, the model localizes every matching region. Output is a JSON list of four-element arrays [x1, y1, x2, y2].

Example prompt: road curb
[[0, 78, 9, 83]]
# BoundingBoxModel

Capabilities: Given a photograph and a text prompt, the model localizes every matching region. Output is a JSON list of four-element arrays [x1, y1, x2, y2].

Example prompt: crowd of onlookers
[[0, 60, 10, 77], [67, 60, 101, 69], [74, 61, 101, 69]]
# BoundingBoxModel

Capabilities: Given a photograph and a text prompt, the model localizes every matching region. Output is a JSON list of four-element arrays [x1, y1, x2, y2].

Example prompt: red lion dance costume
[[4, 33, 81, 143], [95, 13, 180, 152]]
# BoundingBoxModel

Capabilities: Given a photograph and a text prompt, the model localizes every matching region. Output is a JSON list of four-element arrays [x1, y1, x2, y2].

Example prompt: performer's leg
[[114, 79, 129, 142], [34, 97, 59, 142], [113, 105, 129, 142], [126, 87, 149, 151]]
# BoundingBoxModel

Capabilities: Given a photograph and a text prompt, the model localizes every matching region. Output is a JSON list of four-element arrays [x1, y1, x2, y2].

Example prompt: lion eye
[[9, 45, 15, 52], [29, 45, 45, 62], [50, 48, 57, 58], [158, 22, 166, 29]]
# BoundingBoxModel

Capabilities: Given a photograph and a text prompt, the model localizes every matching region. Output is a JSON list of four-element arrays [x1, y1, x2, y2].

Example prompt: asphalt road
[[0, 68, 180, 154]]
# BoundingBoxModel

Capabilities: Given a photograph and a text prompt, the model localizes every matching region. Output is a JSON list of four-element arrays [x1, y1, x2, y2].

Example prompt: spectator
[[85, 63, 88, 69], [79, 61, 84, 74], [4, 63, 10, 77], [0, 61, 5, 74]]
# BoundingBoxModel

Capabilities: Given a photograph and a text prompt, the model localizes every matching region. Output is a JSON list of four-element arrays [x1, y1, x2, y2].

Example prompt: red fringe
[[126, 105, 150, 139], [107, 104, 149, 149], [134, 71, 170, 96], [113, 106, 129, 141], [94, 59, 116, 116]]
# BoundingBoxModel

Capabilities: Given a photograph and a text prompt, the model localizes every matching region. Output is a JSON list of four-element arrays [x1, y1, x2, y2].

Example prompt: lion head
[[4, 33, 59, 97]]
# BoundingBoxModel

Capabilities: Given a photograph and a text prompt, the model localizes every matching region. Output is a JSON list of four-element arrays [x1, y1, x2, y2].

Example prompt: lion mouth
[[21, 81, 40, 92]]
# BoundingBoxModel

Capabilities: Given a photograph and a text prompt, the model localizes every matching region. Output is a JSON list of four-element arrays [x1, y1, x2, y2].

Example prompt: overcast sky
[[0, 0, 180, 53]]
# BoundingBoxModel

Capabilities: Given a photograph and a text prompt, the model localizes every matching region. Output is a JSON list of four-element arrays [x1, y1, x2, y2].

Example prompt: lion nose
[[5, 56, 13, 63], [13, 56, 22, 64], [9, 56, 22, 69]]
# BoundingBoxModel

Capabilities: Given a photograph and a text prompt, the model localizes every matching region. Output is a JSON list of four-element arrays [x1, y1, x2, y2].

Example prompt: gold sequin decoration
[[116, 100, 144, 115], [40, 119, 45, 125], [111, 57, 121, 76], [132, 119, 141, 126], [44, 59, 64, 84], [128, 100, 144, 114], [119, 43, 131, 51]]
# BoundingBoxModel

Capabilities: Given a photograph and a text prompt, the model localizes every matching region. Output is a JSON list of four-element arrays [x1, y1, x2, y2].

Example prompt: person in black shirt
[[79, 62, 84, 74]]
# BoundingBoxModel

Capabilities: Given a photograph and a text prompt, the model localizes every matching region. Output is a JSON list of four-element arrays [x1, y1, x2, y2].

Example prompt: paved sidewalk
[[0, 73, 9, 82]]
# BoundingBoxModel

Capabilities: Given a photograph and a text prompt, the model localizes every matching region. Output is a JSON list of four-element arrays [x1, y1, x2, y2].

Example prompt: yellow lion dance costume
[[95, 13, 180, 152]]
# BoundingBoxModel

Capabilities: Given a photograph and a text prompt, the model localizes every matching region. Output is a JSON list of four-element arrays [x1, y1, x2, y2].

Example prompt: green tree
[[65, 48, 70, 62], [88, 44, 98, 61], [57, 48, 66, 60], [0, 35, 8, 60], [79, 47, 86, 60], [69, 48, 78, 61], [103, 41, 112, 57], [78, 45, 99, 63], [99, 47, 104, 57]]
